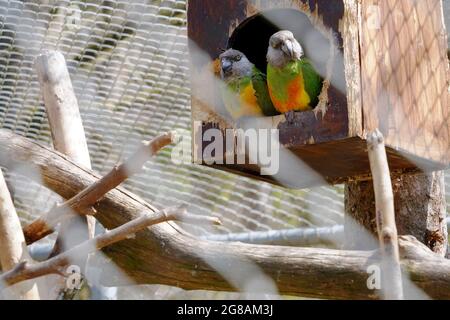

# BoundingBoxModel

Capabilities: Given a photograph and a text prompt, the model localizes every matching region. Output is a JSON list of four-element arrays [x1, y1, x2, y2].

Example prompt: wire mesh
[[360, 0, 448, 167], [0, 0, 448, 299], [0, 0, 346, 235]]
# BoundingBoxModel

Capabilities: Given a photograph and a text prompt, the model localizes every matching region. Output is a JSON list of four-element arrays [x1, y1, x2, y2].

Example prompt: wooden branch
[[0, 129, 449, 299], [367, 130, 403, 300], [0, 169, 40, 299], [22, 131, 176, 245], [0, 206, 220, 288], [30, 219, 450, 261], [35, 50, 96, 298], [35, 50, 96, 240]]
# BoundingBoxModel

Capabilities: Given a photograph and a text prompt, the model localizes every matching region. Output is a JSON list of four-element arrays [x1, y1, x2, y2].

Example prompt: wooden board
[[188, 0, 357, 145], [188, 0, 449, 187], [201, 135, 433, 189], [359, 0, 449, 166]]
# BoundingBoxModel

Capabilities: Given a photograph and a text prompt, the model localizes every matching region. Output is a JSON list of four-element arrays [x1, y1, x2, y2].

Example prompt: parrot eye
[[235, 55, 242, 61]]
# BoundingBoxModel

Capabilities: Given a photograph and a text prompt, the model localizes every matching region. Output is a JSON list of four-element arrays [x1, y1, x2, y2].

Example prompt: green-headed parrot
[[266, 30, 323, 122], [219, 49, 279, 121]]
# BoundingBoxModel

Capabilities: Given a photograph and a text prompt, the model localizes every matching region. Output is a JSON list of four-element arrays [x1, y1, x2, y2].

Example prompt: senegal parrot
[[219, 49, 279, 120], [266, 30, 323, 122]]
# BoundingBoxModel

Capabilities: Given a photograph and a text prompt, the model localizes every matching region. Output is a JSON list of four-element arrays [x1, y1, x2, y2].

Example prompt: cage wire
[[357, 0, 450, 257], [0, 0, 448, 299], [360, 0, 448, 164]]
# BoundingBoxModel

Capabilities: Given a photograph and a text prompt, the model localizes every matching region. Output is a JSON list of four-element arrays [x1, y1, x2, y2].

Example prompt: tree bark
[[0, 129, 449, 299], [35, 50, 95, 242], [23, 132, 175, 245], [366, 130, 403, 299], [35, 50, 95, 298], [0, 169, 40, 299], [0, 206, 219, 289], [345, 172, 448, 256]]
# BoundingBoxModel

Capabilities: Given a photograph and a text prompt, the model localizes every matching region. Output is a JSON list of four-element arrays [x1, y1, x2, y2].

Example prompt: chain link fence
[[0, 0, 346, 238], [0, 0, 448, 299]]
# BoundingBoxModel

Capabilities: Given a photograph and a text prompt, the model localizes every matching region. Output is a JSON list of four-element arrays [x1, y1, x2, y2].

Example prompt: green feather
[[267, 59, 323, 109], [299, 59, 322, 108], [251, 67, 279, 116], [227, 76, 252, 92]]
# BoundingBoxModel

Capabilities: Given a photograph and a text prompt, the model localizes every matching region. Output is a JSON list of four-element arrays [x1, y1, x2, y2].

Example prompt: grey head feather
[[219, 49, 254, 82], [267, 30, 304, 69]]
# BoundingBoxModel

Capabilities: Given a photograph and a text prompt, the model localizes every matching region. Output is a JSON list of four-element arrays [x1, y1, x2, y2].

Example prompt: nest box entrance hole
[[227, 8, 341, 107], [226, 8, 349, 148]]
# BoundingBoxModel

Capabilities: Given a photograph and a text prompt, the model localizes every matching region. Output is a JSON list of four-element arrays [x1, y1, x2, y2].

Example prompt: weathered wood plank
[[189, 0, 448, 186], [359, 0, 449, 165]]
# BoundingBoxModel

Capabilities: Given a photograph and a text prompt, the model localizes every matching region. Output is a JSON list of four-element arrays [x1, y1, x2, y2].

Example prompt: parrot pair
[[219, 30, 323, 123]]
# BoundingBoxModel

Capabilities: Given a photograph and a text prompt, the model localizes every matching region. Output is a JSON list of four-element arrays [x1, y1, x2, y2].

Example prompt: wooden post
[[345, 173, 448, 256], [35, 50, 94, 297], [0, 169, 40, 299], [347, 0, 448, 258]]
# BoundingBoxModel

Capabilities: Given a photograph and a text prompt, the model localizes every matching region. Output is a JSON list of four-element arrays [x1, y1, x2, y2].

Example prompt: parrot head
[[219, 49, 253, 82], [267, 30, 304, 68]]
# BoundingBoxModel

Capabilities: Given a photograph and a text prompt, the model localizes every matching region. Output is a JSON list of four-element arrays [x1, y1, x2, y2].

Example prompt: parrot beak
[[281, 39, 303, 60], [282, 40, 295, 59], [221, 60, 233, 75]]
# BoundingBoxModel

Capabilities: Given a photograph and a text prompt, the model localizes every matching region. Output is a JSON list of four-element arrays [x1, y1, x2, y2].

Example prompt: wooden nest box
[[188, 0, 449, 188]]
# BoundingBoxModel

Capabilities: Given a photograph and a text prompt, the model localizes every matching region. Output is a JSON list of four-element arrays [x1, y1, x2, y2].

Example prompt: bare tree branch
[[35, 50, 96, 240], [23, 131, 176, 245], [367, 129, 403, 300], [0, 129, 449, 299], [0, 169, 40, 299], [0, 206, 220, 289], [29, 219, 450, 260], [35, 50, 98, 298]]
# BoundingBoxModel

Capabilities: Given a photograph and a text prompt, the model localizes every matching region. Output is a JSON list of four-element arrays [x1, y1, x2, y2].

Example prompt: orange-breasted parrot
[[266, 30, 323, 122], [219, 49, 279, 120]]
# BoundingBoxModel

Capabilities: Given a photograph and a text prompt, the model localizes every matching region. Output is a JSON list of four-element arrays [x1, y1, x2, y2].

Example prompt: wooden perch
[[35, 50, 95, 239], [0, 206, 220, 289], [0, 169, 40, 299], [0, 129, 449, 299], [30, 219, 450, 260], [367, 130, 403, 300], [35, 50, 96, 297], [22, 131, 176, 245]]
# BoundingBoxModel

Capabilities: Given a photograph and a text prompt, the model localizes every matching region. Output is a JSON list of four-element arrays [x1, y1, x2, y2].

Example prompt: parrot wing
[[299, 59, 323, 108], [251, 67, 280, 117]]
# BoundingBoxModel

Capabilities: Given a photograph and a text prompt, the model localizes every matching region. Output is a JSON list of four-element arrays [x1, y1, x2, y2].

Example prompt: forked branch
[[23, 131, 176, 244], [1, 206, 220, 288]]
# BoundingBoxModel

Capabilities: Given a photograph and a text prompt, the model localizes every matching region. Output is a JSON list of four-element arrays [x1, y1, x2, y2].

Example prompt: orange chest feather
[[240, 83, 258, 108], [269, 75, 311, 113]]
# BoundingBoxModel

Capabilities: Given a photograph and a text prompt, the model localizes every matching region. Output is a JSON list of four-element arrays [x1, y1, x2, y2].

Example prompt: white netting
[[0, 0, 347, 236], [0, 0, 448, 299]]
